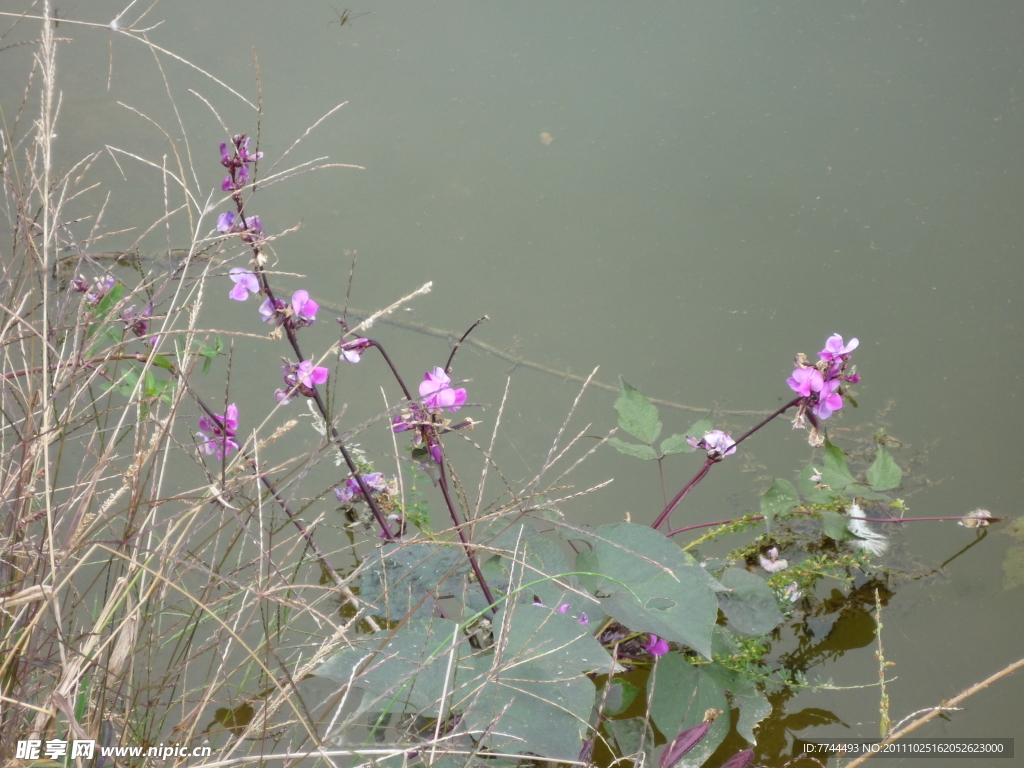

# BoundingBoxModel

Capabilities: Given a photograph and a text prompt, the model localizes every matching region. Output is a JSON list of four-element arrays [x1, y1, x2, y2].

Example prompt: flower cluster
[[219, 134, 262, 192], [217, 210, 264, 244], [787, 333, 860, 445], [197, 404, 240, 460], [685, 429, 737, 460], [258, 289, 319, 329], [78, 275, 116, 306], [334, 471, 395, 503], [389, 369, 469, 468], [275, 359, 329, 404], [420, 368, 466, 412], [122, 304, 153, 342]]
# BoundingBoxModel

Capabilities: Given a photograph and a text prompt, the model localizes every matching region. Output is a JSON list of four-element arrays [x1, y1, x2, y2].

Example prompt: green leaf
[[821, 440, 857, 490], [820, 509, 858, 542], [716, 567, 785, 636], [587, 523, 723, 658], [606, 718, 655, 764], [313, 617, 460, 717], [684, 413, 714, 442], [760, 478, 799, 530], [608, 437, 659, 460], [799, 464, 837, 503], [456, 601, 604, 760], [647, 653, 730, 764], [359, 542, 470, 621], [603, 679, 641, 717], [614, 377, 662, 443], [150, 354, 175, 372], [867, 445, 902, 491], [659, 433, 692, 455], [701, 664, 771, 743]]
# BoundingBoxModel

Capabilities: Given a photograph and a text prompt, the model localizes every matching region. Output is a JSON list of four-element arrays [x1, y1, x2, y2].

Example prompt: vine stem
[[652, 396, 802, 531], [664, 510, 1002, 538]]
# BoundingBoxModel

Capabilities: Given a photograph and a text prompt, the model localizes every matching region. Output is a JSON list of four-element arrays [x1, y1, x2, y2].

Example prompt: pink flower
[[291, 290, 319, 327], [786, 367, 823, 398], [686, 430, 737, 459], [197, 404, 240, 459], [229, 268, 260, 301], [419, 367, 467, 412], [644, 634, 670, 658], [811, 377, 843, 419], [819, 333, 859, 362], [295, 360, 328, 388], [759, 546, 789, 573]]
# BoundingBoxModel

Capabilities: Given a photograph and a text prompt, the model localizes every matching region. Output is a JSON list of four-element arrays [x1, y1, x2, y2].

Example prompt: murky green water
[[4, 1, 1022, 763]]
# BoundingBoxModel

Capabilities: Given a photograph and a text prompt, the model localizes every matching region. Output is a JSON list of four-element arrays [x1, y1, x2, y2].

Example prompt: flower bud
[[659, 722, 709, 768], [720, 748, 755, 768]]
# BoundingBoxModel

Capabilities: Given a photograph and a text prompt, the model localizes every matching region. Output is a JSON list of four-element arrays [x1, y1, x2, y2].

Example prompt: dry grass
[[0, 6, 615, 765]]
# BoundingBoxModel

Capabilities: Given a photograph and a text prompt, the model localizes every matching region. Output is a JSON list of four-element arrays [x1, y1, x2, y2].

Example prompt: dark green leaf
[[702, 664, 771, 742], [760, 478, 799, 530], [359, 542, 470, 621], [587, 523, 723, 658], [867, 445, 902, 491], [457, 602, 603, 760], [821, 440, 857, 490], [313, 618, 460, 717], [603, 679, 641, 716], [606, 718, 654, 763], [716, 568, 785, 636], [614, 377, 662, 443], [608, 437, 659, 461], [647, 653, 729, 764]]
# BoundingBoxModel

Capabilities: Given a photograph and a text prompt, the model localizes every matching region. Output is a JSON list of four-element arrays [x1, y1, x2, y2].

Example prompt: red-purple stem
[[652, 396, 802, 531]]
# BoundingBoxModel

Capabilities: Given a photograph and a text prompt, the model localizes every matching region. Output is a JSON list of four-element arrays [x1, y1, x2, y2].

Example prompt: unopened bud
[[720, 748, 755, 768]]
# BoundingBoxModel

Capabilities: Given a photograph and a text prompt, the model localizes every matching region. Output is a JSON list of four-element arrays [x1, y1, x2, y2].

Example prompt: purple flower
[[217, 211, 237, 233], [811, 377, 843, 419], [197, 404, 240, 460], [340, 338, 372, 363], [419, 368, 467, 412], [259, 297, 283, 324], [578, 613, 589, 627], [686, 430, 736, 460], [644, 634, 670, 658], [819, 333, 859, 362], [122, 305, 152, 337], [216, 210, 263, 242], [759, 546, 789, 573], [296, 360, 328, 388], [229, 268, 260, 301], [86, 276, 117, 305], [291, 290, 319, 327], [557, 603, 571, 614], [219, 134, 263, 191], [334, 483, 356, 503], [274, 388, 292, 405], [786, 367, 823, 398], [71, 275, 89, 293]]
